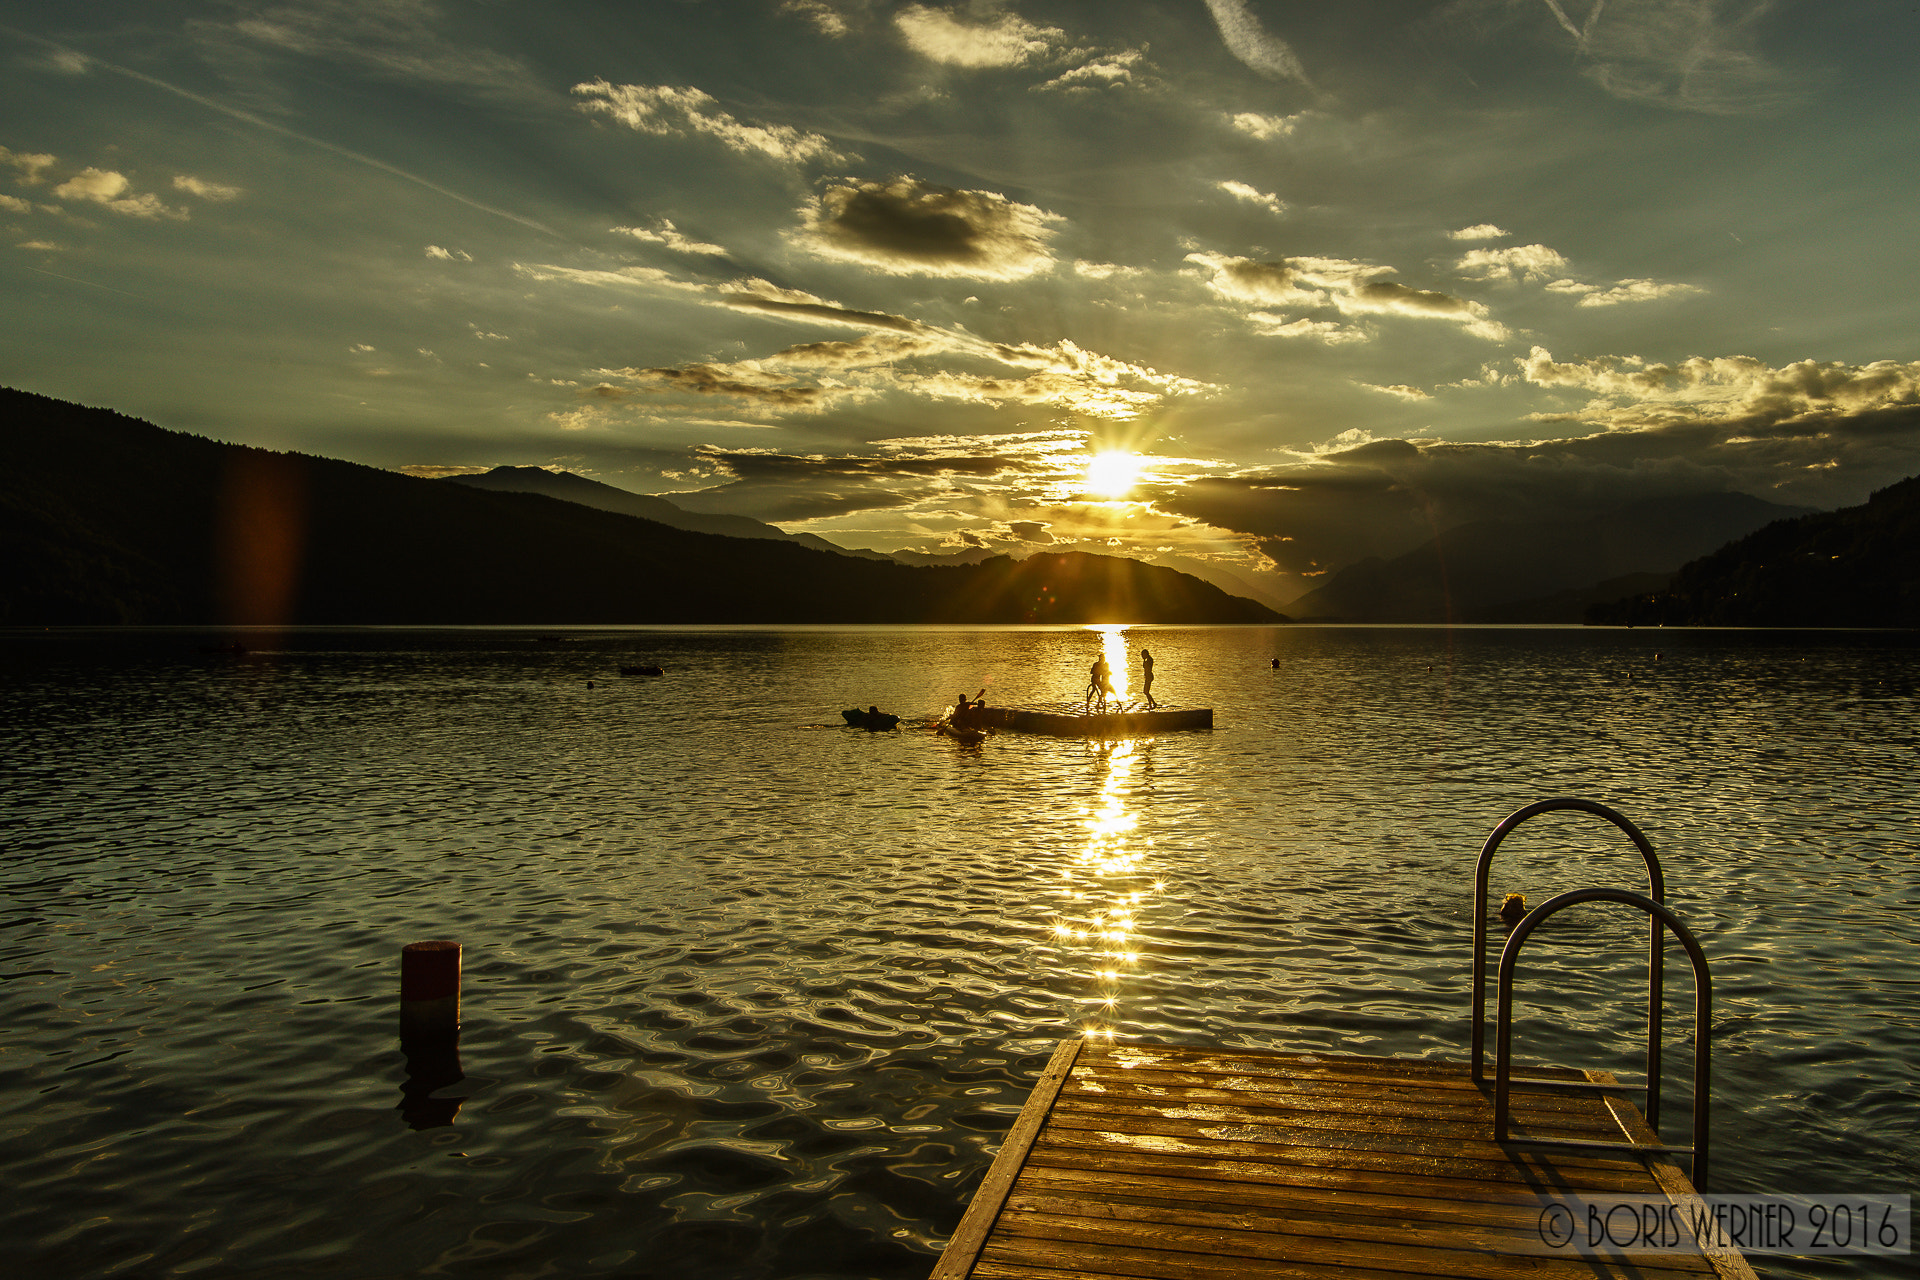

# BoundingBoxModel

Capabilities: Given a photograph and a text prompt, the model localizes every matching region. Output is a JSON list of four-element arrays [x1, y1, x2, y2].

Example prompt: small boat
[[938, 719, 986, 745], [842, 708, 900, 730], [620, 665, 665, 676]]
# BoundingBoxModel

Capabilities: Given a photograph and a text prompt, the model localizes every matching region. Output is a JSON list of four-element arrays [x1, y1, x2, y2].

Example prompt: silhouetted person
[[1087, 657, 1114, 709], [1140, 648, 1157, 708], [1270, 657, 1279, 670]]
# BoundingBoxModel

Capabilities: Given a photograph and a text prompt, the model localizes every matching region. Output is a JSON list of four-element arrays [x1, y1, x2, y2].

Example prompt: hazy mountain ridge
[[1285, 493, 1811, 623], [444, 467, 894, 560], [0, 388, 1280, 626], [1586, 475, 1920, 627]]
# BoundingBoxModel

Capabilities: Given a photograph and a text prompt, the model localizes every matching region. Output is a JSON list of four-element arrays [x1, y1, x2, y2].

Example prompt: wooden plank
[[1015, 1164, 1582, 1232], [1040, 1106, 1630, 1165], [984, 1214, 1713, 1280], [1587, 1069, 1759, 1280], [1030, 1123, 1653, 1184], [1070, 1067, 1619, 1119], [1001, 1192, 1717, 1277], [1051, 1093, 1623, 1145], [1099, 1042, 1588, 1081], [1023, 1140, 1652, 1207], [1093, 1047, 1589, 1091], [931, 1037, 1084, 1280]]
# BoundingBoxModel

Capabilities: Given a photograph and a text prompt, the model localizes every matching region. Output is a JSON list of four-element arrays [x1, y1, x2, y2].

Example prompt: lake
[[2, 624, 1915, 1280]]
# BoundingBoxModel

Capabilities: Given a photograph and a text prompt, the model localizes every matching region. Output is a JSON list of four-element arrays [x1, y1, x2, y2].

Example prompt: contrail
[[19, 262, 146, 299], [1202, 0, 1314, 90], [0, 22, 559, 238]]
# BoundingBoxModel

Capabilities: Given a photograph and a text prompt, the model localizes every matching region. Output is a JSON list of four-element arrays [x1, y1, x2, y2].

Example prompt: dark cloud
[[1007, 520, 1053, 543], [614, 366, 826, 406], [1353, 280, 1474, 316], [1161, 400, 1920, 577], [796, 177, 1060, 279], [718, 292, 929, 332]]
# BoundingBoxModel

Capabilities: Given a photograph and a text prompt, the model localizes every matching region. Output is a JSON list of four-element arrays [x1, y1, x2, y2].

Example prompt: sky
[[3, 0, 1917, 603]]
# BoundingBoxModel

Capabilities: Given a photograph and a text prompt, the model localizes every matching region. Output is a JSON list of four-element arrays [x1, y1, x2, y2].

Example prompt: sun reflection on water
[[1045, 725, 1163, 1043]]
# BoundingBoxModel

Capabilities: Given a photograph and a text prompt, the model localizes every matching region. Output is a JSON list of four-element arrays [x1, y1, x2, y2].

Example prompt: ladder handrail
[[1471, 797, 1668, 1130], [1494, 887, 1711, 1191]]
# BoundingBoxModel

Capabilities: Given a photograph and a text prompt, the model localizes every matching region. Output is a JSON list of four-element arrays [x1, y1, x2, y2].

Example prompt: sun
[[1084, 450, 1143, 498]]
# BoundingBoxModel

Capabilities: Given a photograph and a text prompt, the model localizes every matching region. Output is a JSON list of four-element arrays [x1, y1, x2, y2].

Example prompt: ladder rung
[[1502, 1135, 1694, 1157], [1504, 1075, 1645, 1093]]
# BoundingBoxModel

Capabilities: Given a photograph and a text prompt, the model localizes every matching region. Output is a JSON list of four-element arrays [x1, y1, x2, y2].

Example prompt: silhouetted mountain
[[1586, 475, 1920, 627], [445, 466, 892, 560], [1285, 493, 1807, 623], [0, 388, 1280, 625]]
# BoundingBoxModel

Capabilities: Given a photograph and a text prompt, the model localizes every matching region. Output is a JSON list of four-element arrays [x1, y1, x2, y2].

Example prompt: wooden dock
[[976, 706, 1213, 737], [932, 1038, 1754, 1280]]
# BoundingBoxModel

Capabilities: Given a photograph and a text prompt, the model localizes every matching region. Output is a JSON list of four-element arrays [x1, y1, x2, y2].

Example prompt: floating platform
[[975, 705, 1212, 737], [932, 1038, 1753, 1280]]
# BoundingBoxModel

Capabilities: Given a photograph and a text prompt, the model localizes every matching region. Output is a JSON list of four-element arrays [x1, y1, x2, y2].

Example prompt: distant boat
[[842, 708, 900, 730], [620, 665, 665, 676]]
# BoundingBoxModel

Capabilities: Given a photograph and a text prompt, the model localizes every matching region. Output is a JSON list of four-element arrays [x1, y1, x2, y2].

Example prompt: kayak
[[938, 720, 986, 744], [842, 709, 900, 730]]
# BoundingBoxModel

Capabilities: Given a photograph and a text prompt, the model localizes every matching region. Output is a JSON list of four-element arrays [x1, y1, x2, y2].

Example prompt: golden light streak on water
[[1040, 733, 1169, 1043], [1091, 624, 1131, 702]]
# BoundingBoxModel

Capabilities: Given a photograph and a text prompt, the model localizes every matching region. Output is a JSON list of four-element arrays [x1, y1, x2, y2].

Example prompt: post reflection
[[1048, 735, 1161, 1042]]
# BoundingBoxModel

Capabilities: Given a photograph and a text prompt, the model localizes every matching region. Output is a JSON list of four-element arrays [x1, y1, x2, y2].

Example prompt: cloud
[[1007, 520, 1053, 543], [894, 4, 1065, 68], [1228, 111, 1303, 140], [425, 244, 472, 261], [1203, 0, 1313, 87], [397, 464, 492, 478], [1363, 383, 1432, 400], [1186, 252, 1323, 307], [613, 220, 727, 256], [717, 281, 932, 333], [1449, 224, 1510, 240], [1, 147, 58, 184], [513, 261, 703, 292], [1192, 252, 1505, 339], [1035, 50, 1146, 93], [600, 364, 839, 410], [794, 177, 1061, 280], [573, 80, 841, 165], [172, 175, 241, 201], [1526, 0, 1795, 114], [0, 194, 29, 214], [1517, 348, 1920, 427], [50, 169, 186, 219], [1455, 243, 1568, 280], [780, 0, 849, 37], [1545, 277, 1705, 306], [1217, 180, 1286, 215], [226, 0, 544, 105], [1248, 313, 1371, 344], [15, 239, 60, 251]]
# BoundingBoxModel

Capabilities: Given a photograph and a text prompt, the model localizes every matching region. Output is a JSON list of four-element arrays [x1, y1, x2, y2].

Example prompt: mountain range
[[1585, 475, 1920, 627], [1283, 493, 1810, 623], [0, 388, 1278, 626]]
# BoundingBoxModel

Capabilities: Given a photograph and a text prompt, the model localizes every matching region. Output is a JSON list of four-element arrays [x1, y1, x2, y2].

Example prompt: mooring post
[[400, 939, 461, 1040]]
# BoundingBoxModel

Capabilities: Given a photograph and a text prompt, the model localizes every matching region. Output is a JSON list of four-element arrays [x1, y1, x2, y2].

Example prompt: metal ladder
[[1469, 798, 1713, 1189]]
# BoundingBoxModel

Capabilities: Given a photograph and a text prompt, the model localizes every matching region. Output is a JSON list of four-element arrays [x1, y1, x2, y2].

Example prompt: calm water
[[2, 624, 1916, 1280]]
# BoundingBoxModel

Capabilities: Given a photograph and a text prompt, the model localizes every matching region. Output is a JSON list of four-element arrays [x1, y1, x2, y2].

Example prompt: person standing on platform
[[1087, 656, 1114, 710], [1140, 648, 1157, 708]]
